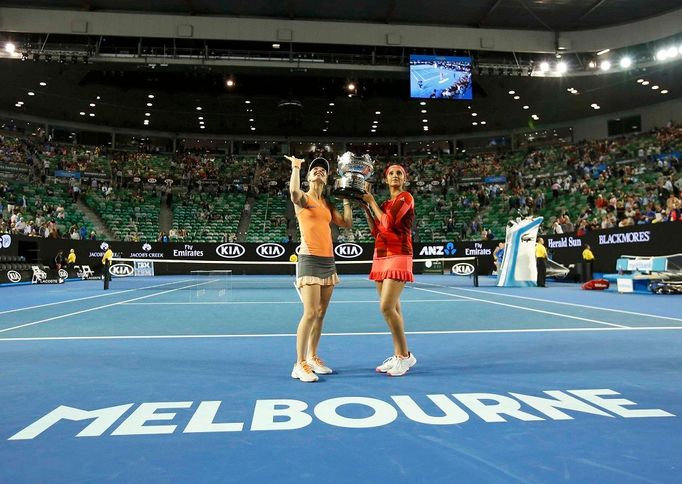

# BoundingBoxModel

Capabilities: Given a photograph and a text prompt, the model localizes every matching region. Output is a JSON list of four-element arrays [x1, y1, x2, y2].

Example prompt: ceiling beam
[[580, 0, 609, 20], [183, 0, 197, 16], [385, 0, 397, 24], [477, 0, 503, 27]]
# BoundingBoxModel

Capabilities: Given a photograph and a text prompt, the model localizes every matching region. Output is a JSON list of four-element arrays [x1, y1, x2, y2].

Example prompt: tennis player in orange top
[[285, 155, 353, 382], [362, 164, 417, 376]]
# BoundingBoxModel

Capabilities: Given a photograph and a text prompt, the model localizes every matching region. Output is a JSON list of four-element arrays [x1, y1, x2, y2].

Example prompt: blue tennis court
[[1, 275, 681, 483]]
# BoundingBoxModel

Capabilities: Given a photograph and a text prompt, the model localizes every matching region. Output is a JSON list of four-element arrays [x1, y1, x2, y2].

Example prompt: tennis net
[[105, 256, 480, 294]]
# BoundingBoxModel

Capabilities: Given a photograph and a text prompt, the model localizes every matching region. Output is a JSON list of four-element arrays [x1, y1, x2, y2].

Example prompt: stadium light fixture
[[89, 103, 96, 107], [636, 79, 644, 83], [89, 113, 95, 117], [508, 90, 515, 95], [196, 106, 202, 110], [422, 119, 428, 123], [471, 112, 477, 117], [667, 47, 678, 58], [523, 105, 529, 110], [146, 102, 152, 107], [347, 82, 356, 91], [641, 80, 650, 86], [600, 60, 611, 71], [28, 92, 35, 96], [651, 85, 659, 90], [4, 42, 15, 54], [421, 109, 427, 113], [596, 49, 610, 56], [513, 95, 520, 100], [588, 61, 596, 68], [556, 61, 568, 74], [226, 79, 235, 87], [79, 111, 85, 115], [539, 62, 550, 73], [619, 57, 632, 68], [656, 49, 668, 61], [472, 122, 478, 126], [148, 94, 154, 99], [39, 82, 46, 86], [480, 121, 487, 125], [145, 112, 151, 116], [329, 102, 335, 106], [661, 89, 669, 94], [419, 101, 426, 106]]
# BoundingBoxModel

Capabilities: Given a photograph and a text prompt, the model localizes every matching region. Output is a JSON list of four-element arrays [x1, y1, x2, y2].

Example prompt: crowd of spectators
[[2, 123, 681, 242]]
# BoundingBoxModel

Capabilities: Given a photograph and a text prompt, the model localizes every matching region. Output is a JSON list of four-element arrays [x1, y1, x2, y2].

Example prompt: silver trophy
[[332, 152, 375, 200]]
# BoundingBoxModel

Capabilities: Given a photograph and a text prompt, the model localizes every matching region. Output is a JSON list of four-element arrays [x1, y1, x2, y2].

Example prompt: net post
[[473, 256, 479, 287]]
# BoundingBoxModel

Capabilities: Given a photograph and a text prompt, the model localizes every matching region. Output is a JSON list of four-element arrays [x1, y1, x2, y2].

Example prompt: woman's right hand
[[284, 155, 304, 170]]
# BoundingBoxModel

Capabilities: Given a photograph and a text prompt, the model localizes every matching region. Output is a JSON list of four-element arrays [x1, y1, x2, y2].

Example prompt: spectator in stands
[[362, 164, 417, 377], [286, 155, 353, 383]]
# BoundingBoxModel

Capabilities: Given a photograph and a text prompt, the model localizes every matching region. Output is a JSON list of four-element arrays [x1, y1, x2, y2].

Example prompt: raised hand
[[284, 155, 304, 170]]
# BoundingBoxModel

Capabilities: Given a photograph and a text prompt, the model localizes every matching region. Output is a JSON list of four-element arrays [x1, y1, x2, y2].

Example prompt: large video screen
[[409, 55, 473, 100]]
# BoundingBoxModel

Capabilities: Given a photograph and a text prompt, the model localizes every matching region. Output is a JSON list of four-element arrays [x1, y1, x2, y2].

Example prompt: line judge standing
[[285, 155, 353, 383], [536, 237, 548, 287]]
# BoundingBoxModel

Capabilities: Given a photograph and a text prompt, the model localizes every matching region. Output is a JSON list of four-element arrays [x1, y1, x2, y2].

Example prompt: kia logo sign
[[256, 243, 285, 259], [451, 263, 475, 276], [334, 243, 363, 259], [109, 264, 134, 277], [58, 269, 69, 279], [216, 243, 245, 259], [7, 270, 21, 283], [1, 234, 11, 249]]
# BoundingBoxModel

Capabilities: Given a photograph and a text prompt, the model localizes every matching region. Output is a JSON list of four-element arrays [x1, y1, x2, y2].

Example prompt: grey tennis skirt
[[296, 254, 340, 287]]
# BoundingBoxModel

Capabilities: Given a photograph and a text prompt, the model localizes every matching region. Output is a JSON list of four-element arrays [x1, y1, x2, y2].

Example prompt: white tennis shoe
[[376, 355, 398, 373], [291, 362, 319, 382], [307, 355, 333, 374], [386, 353, 417, 377]]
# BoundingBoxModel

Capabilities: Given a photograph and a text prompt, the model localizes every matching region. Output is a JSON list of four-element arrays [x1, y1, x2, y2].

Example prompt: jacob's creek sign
[[7, 388, 674, 440]]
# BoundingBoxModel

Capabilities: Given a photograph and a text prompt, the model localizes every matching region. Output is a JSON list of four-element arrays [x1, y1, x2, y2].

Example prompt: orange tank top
[[296, 195, 333, 257]]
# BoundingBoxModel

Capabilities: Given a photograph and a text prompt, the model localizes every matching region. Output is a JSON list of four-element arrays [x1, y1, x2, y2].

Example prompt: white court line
[[0, 280, 215, 335], [410, 286, 628, 328], [0, 279, 194, 315], [418, 283, 682, 323], [123, 299, 475, 305], [1, 326, 681, 342]]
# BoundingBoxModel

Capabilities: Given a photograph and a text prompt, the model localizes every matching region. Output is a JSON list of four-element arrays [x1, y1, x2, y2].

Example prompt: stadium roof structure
[[0, 2, 681, 139]]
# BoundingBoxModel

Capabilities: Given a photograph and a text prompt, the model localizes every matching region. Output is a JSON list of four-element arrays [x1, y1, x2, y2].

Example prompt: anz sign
[[334, 243, 363, 259], [216, 243, 246, 259], [256, 243, 285, 259]]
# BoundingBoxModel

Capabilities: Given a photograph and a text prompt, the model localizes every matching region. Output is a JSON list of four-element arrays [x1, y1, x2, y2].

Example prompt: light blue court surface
[[1, 275, 681, 483]]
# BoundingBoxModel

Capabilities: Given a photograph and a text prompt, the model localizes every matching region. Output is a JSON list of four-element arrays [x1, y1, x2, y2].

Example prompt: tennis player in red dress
[[362, 164, 417, 376]]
